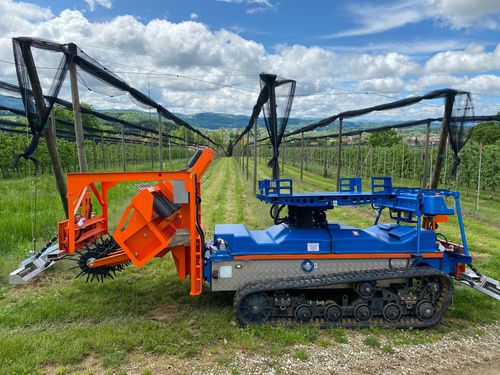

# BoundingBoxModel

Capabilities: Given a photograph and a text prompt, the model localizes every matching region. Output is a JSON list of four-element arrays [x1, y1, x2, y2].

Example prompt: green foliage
[[329, 327, 348, 343], [368, 129, 402, 147], [363, 336, 381, 348], [0, 157, 498, 373], [382, 344, 395, 354], [295, 349, 309, 361], [0, 133, 191, 178], [470, 121, 500, 145]]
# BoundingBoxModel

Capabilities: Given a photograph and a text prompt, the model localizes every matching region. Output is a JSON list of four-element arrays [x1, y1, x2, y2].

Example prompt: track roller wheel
[[383, 303, 402, 322], [416, 300, 435, 321], [357, 281, 376, 298], [295, 304, 314, 323], [324, 304, 342, 322], [354, 303, 373, 322], [236, 292, 272, 325]]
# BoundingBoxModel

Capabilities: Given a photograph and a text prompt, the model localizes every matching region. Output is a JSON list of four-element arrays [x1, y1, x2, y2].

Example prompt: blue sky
[[0, 0, 499, 118], [33, 0, 499, 57]]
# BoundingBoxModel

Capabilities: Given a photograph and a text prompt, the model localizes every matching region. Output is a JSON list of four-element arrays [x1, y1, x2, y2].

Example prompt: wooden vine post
[[300, 131, 304, 183], [422, 121, 431, 188], [120, 124, 125, 172], [185, 128, 188, 165], [356, 133, 362, 176], [158, 113, 163, 172], [336, 117, 343, 190], [281, 138, 286, 175], [68, 56, 88, 173], [253, 119, 258, 194], [168, 138, 172, 169], [22, 46, 68, 216], [476, 143, 483, 211], [246, 131, 250, 180]]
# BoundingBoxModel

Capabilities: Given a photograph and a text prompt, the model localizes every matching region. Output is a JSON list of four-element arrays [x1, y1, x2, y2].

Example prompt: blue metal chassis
[[204, 177, 472, 284]]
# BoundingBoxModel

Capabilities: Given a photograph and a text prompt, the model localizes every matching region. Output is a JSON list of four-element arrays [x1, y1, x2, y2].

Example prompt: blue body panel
[[212, 222, 436, 255], [204, 177, 472, 284]]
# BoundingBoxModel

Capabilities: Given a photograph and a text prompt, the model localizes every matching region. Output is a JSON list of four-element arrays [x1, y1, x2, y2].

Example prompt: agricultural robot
[[10, 147, 500, 328]]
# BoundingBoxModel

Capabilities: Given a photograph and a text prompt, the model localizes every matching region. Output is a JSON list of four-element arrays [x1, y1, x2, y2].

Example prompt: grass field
[[0, 156, 499, 374]]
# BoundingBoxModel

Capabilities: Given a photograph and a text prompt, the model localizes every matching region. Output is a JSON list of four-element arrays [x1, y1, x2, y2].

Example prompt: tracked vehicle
[[11, 147, 499, 328]]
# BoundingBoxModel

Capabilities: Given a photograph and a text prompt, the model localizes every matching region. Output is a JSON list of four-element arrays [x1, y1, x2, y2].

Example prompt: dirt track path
[[119, 323, 500, 375]]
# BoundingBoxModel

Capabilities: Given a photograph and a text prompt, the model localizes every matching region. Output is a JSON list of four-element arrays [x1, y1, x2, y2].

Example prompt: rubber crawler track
[[233, 267, 453, 328]]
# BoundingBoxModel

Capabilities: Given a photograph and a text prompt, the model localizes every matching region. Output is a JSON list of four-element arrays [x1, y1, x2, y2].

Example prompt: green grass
[[329, 327, 348, 344], [0, 155, 498, 373], [382, 344, 395, 354], [363, 336, 381, 348], [295, 349, 309, 361]]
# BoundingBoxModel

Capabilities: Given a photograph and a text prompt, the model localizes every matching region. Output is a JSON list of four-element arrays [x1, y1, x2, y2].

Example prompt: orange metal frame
[[59, 147, 216, 295]]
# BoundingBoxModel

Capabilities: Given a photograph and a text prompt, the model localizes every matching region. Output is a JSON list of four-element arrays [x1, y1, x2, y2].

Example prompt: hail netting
[[69, 43, 220, 147], [448, 92, 476, 176], [232, 81, 270, 146], [12, 38, 70, 167], [0, 80, 185, 144], [11, 37, 222, 163], [260, 73, 296, 178]]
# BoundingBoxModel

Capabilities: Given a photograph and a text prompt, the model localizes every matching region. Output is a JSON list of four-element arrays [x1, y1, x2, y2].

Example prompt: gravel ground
[[119, 323, 500, 375]]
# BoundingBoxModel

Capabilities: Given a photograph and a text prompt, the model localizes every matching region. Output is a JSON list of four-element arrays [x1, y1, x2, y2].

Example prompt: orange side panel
[[113, 207, 182, 268], [434, 214, 449, 223]]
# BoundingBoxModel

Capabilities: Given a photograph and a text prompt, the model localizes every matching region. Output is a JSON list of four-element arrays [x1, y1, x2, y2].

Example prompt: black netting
[[10, 37, 221, 163], [448, 92, 476, 176], [0, 117, 173, 147], [260, 73, 296, 178], [232, 84, 269, 145], [77, 70, 128, 98], [12, 37, 70, 166], [0, 79, 187, 145], [70, 43, 220, 147], [286, 88, 467, 137]]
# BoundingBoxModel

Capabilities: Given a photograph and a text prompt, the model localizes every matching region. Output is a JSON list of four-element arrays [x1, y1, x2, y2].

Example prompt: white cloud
[[426, 0, 500, 29], [190, 13, 199, 20], [405, 74, 466, 92], [217, 0, 275, 14], [0, 0, 497, 119], [85, 0, 112, 12], [357, 78, 405, 93], [323, 1, 425, 38], [453, 74, 500, 95], [324, 0, 500, 39], [425, 43, 500, 74], [327, 39, 468, 56]]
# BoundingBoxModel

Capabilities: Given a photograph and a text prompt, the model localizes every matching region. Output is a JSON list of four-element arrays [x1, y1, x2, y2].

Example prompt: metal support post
[[336, 117, 343, 190], [69, 60, 88, 173]]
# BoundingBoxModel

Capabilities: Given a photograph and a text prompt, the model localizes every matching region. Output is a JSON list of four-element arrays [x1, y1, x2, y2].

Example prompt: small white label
[[307, 243, 320, 252], [352, 230, 360, 236], [219, 266, 232, 278]]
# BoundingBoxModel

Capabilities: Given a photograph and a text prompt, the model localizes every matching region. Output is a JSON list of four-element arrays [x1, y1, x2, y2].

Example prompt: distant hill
[[177, 112, 315, 130], [98, 108, 317, 130], [0, 95, 430, 133]]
